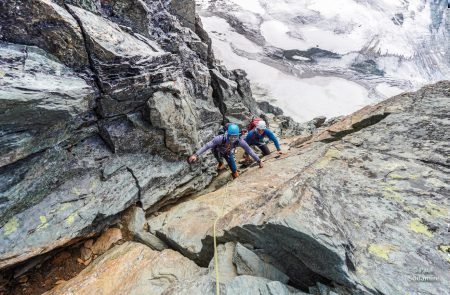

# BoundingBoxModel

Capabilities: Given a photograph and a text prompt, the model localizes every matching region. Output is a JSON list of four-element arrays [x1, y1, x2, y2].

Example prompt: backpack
[[246, 116, 269, 131]]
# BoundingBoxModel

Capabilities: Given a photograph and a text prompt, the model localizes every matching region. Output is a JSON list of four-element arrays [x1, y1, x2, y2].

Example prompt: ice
[[260, 20, 308, 50], [197, 0, 449, 122], [229, 0, 265, 14], [375, 83, 404, 98], [292, 55, 311, 61], [257, 0, 433, 57], [203, 17, 370, 122], [203, 16, 262, 53]]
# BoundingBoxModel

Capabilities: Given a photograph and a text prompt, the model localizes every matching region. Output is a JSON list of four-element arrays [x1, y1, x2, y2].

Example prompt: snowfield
[[197, 0, 449, 121]]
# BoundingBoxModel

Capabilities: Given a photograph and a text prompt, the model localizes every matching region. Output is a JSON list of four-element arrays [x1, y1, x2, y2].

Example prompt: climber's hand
[[258, 160, 264, 168], [188, 155, 197, 163]]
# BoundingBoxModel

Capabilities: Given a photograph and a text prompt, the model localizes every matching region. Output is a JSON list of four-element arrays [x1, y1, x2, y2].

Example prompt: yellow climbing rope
[[213, 181, 228, 295]]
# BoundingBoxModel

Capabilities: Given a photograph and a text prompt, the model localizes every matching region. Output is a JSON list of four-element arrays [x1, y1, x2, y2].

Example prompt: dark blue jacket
[[245, 129, 281, 151]]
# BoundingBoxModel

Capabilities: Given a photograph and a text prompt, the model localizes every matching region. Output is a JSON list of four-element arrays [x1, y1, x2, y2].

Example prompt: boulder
[[99, 0, 151, 37], [44, 242, 206, 295], [0, 43, 95, 167], [121, 206, 168, 251], [208, 242, 238, 284], [168, 0, 196, 30], [233, 243, 289, 284], [163, 274, 306, 295], [210, 68, 260, 126], [90, 228, 122, 255], [257, 101, 284, 116], [225, 276, 306, 295], [0, 0, 89, 68], [66, 4, 173, 102], [147, 88, 199, 155], [98, 112, 166, 154], [147, 145, 319, 265]]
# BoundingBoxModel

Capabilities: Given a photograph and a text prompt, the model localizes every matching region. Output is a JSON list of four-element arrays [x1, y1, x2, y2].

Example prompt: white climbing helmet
[[256, 120, 266, 130]]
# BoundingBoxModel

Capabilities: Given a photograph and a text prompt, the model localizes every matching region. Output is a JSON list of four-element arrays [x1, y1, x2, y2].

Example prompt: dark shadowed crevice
[[210, 72, 227, 124], [63, 3, 105, 98], [321, 113, 390, 144], [126, 167, 142, 201]]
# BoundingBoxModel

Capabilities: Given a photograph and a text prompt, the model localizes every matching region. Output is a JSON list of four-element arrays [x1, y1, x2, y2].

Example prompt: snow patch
[[229, 0, 265, 15], [203, 16, 262, 53]]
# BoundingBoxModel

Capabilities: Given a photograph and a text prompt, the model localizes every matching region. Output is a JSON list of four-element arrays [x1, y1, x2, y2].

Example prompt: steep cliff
[[0, 1, 449, 295], [0, 0, 279, 270]]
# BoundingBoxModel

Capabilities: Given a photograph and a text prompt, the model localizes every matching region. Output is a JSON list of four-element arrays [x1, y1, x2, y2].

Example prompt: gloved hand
[[258, 160, 264, 168], [188, 154, 197, 163], [277, 150, 283, 155], [232, 171, 239, 179]]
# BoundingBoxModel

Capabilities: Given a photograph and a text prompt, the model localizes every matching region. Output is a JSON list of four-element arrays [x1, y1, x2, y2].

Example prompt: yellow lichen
[[402, 206, 414, 213], [37, 215, 48, 230], [72, 187, 81, 196], [382, 185, 404, 203], [316, 148, 340, 169], [424, 202, 448, 218], [439, 245, 450, 253], [3, 217, 18, 236], [355, 266, 367, 275], [409, 218, 433, 237], [388, 173, 406, 180], [368, 244, 396, 261], [65, 212, 77, 225]]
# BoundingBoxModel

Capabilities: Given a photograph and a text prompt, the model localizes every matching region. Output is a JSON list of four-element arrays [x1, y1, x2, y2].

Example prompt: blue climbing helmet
[[227, 124, 240, 141]]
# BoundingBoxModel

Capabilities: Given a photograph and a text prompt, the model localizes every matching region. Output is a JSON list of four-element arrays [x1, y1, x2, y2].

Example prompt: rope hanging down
[[213, 181, 228, 295]]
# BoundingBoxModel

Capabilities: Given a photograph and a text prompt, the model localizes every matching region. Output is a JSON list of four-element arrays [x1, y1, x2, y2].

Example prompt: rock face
[[0, 0, 272, 271], [210, 67, 261, 126], [0, 43, 95, 167], [148, 82, 450, 294], [44, 242, 206, 295], [0, 0, 89, 68], [1, 1, 448, 295], [233, 243, 289, 284]]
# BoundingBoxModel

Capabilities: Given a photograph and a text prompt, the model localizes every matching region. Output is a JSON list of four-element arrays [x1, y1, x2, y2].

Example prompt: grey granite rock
[[147, 82, 450, 294], [0, 43, 95, 168], [233, 243, 289, 284], [0, 0, 89, 68], [121, 206, 168, 251]]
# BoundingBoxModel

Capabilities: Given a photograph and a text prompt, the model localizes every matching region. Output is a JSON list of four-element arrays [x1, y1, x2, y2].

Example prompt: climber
[[188, 124, 263, 178], [243, 120, 282, 163]]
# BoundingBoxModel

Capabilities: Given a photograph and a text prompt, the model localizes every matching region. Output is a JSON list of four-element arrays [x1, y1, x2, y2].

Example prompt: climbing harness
[[212, 182, 228, 295]]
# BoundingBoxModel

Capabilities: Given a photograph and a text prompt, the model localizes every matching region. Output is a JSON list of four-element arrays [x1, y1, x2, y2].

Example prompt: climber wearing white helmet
[[244, 120, 282, 161], [188, 124, 263, 179]]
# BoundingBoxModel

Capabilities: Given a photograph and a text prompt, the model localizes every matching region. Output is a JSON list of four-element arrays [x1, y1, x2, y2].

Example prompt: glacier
[[197, 0, 450, 121]]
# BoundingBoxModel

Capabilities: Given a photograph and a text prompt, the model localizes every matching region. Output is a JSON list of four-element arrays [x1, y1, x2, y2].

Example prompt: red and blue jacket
[[245, 129, 281, 151]]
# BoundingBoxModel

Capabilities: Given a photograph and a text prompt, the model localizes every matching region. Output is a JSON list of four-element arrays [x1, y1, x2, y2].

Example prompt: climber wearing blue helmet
[[188, 124, 263, 178]]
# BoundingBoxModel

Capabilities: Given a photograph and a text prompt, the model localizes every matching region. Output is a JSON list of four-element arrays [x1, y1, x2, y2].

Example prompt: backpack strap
[[252, 129, 258, 141]]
